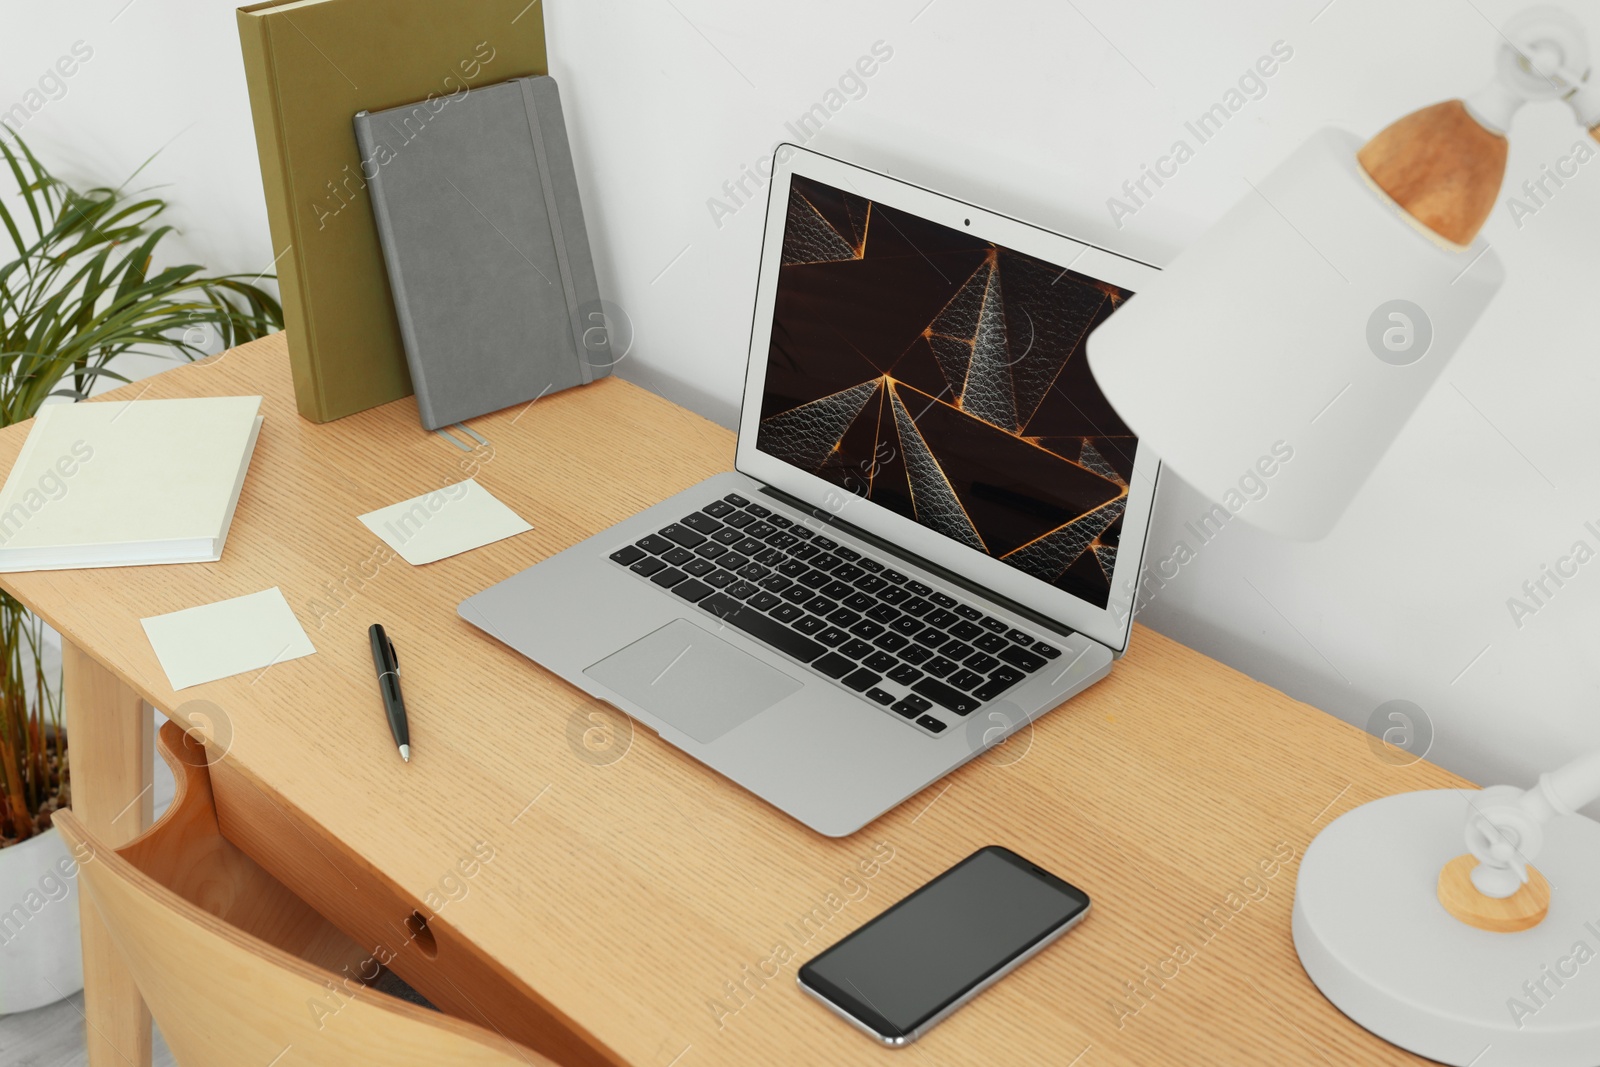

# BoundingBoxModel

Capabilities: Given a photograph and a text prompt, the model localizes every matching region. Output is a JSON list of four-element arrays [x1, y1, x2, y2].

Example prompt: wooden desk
[[2, 334, 1460, 1066]]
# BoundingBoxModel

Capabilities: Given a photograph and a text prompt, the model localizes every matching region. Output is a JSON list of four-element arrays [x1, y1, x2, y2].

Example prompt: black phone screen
[[799, 846, 1090, 1040]]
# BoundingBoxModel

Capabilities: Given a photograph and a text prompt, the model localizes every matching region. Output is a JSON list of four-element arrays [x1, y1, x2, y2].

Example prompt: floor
[[0, 992, 176, 1067]]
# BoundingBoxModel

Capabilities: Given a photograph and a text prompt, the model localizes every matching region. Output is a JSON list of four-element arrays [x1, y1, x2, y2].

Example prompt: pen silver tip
[[399, 744, 410, 763]]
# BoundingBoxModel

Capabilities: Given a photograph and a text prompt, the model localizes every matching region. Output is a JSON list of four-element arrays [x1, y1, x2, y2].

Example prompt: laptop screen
[[756, 174, 1137, 610]]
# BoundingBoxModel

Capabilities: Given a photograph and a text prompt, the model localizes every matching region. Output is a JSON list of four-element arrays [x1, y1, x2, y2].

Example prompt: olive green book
[[237, 0, 547, 423]]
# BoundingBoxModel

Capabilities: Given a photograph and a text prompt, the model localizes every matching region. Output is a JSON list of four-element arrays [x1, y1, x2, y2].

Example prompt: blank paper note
[[358, 478, 532, 566], [141, 587, 316, 690]]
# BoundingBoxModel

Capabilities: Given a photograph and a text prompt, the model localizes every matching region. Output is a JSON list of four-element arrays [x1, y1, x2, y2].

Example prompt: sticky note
[[141, 587, 315, 690], [358, 478, 532, 565]]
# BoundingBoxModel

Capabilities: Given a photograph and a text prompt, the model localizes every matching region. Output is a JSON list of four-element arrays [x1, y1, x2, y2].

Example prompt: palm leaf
[[0, 129, 283, 843]]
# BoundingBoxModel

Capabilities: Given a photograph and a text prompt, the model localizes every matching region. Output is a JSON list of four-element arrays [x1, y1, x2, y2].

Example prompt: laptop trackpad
[[584, 619, 803, 744]]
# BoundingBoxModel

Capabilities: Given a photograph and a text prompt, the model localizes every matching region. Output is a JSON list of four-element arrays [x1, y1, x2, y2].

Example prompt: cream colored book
[[0, 396, 264, 571]]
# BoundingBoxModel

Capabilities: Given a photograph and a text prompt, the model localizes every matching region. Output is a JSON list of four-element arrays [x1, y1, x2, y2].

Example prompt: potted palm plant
[[0, 132, 281, 1013]]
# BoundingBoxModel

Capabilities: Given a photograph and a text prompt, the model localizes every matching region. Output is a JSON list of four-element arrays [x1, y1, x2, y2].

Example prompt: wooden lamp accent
[[1357, 100, 1509, 248], [1437, 853, 1551, 932]]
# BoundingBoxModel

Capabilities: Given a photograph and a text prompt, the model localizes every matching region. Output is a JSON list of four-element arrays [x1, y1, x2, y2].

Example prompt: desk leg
[[64, 641, 153, 1067]]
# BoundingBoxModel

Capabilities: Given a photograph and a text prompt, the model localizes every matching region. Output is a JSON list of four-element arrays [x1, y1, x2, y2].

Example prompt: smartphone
[[796, 846, 1091, 1046]]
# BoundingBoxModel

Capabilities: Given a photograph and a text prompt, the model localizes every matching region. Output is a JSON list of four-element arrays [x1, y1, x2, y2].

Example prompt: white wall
[[4, 0, 1598, 811]]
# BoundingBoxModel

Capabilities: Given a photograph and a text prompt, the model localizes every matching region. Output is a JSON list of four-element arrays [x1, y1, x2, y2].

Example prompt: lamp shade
[[1086, 128, 1504, 540]]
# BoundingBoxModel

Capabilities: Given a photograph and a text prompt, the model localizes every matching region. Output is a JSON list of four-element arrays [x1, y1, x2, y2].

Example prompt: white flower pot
[[0, 825, 84, 1014]]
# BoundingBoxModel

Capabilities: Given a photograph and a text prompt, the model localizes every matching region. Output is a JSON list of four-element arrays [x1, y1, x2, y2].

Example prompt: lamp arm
[[1533, 747, 1600, 816], [1464, 746, 1600, 898], [1568, 78, 1600, 141]]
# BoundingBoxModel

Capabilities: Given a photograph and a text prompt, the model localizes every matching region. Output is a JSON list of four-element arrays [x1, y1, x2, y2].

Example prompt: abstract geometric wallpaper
[[757, 175, 1137, 608]]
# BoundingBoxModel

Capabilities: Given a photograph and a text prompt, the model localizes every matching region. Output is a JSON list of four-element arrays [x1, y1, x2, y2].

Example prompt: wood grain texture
[[1436, 854, 1550, 933], [0, 333, 1473, 1065], [62, 642, 152, 1067], [54, 784, 552, 1065], [207, 750, 614, 1067], [124, 722, 373, 976], [1358, 99, 1507, 247]]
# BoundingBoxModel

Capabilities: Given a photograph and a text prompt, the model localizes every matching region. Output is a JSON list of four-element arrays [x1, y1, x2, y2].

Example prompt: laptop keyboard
[[607, 493, 1066, 736]]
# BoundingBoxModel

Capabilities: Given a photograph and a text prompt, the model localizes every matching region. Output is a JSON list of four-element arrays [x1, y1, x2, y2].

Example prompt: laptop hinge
[[757, 485, 1089, 645]]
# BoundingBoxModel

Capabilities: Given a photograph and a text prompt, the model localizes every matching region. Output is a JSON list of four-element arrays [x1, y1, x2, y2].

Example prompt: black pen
[[368, 623, 411, 763]]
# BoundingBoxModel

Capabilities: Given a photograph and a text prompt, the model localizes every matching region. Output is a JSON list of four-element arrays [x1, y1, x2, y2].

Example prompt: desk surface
[[3, 334, 1458, 1065]]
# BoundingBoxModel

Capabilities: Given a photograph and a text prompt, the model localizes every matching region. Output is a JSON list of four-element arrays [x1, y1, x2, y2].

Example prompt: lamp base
[[1293, 790, 1600, 1067]]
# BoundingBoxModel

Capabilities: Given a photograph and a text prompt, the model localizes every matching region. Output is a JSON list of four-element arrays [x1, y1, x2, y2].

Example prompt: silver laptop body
[[459, 146, 1162, 837]]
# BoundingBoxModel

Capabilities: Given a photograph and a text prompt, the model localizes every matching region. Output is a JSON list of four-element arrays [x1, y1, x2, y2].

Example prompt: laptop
[[458, 145, 1161, 837]]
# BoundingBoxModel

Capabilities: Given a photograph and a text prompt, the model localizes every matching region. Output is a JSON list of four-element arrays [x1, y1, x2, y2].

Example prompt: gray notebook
[[355, 76, 611, 430]]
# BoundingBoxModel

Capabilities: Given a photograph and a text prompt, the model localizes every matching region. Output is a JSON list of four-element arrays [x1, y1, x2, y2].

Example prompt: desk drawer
[[208, 754, 617, 1067]]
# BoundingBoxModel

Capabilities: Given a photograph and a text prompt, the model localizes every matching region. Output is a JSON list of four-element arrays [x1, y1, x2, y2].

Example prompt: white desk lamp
[[1086, 8, 1599, 542], [1085, 7, 1600, 1064]]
